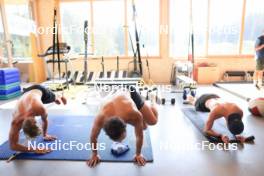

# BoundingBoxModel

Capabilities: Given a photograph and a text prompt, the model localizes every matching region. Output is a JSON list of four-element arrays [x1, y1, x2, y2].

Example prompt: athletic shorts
[[127, 86, 145, 110], [256, 59, 264, 71], [194, 94, 220, 112], [23, 85, 56, 104]]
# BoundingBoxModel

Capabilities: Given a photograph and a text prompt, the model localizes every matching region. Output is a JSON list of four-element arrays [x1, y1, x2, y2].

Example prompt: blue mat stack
[[0, 68, 21, 100]]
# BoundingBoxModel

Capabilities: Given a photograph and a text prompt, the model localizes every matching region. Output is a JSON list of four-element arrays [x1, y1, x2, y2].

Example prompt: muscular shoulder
[[11, 117, 23, 129], [210, 105, 224, 118]]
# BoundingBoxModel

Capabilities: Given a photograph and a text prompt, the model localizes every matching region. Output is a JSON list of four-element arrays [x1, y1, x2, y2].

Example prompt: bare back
[[98, 93, 141, 126], [13, 90, 43, 122], [206, 98, 243, 120]]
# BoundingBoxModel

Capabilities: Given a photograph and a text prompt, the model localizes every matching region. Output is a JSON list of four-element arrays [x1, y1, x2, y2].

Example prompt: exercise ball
[[248, 98, 264, 117]]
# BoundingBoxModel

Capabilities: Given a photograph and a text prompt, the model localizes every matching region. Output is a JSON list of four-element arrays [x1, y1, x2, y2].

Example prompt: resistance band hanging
[[132, 0, 143, 76], [52, 8, 61, 79], [188, 0, 195, 79], [83, 20, 89, 82]]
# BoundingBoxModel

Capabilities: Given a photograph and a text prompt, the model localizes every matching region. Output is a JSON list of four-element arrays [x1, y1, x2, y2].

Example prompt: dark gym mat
[[0, 115, 153, 162], [181, 108, 254, 143]]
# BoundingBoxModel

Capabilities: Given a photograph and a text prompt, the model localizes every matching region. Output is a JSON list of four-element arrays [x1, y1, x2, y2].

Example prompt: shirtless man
[[87, 86, 158, 167], [186, 93, 245, 143], [9, 85, 67, 154]]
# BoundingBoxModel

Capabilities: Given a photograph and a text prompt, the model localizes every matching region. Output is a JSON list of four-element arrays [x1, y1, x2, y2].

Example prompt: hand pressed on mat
[[87, 154, 100, 167], [43, 134, 57, 141], [235, 135, 246, 143], [134, 154, 146, 166], [221, 135, 229, 144], [34, 148, 52, 154]]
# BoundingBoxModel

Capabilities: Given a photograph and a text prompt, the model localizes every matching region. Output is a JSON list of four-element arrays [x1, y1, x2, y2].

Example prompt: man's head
[[22, 118, 41, 139], [103, 117, 127, 142], [227, 113, 244, 135]]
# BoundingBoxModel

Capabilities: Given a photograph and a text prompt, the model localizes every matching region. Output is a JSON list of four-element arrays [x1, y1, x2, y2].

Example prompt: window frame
[[169, 0, 254, 59], [0, 0, 36, 64], [59, 0, 161, 58]]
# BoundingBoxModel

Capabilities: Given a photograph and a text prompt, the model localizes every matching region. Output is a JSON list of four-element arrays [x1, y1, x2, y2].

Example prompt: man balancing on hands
[[185, 93, 246, 143], [9, 84, 67, 154], [87, 86, 158, 167]]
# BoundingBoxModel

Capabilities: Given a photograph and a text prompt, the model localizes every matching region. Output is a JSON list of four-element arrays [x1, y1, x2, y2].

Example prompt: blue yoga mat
[[0, 86, 21, 95], [0, 68, 19, 75], [181, 108, 254, 143], [0, 82, 20, 90], [0, 91, 21, 100], [0, 115, 153, 162], [0, 76, 20, 85], [0, 68, 20, 85]]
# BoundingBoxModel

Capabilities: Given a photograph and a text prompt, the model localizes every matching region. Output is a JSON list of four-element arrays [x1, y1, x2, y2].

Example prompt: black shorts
[[23, 85, 56, 104], [195, 94, 220, 112], [127, 86, 145, 110]]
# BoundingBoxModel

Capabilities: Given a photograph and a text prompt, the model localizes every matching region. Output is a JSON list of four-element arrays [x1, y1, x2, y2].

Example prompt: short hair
[[103, 117, 126, 141], [22, 119, 41, 139], [227, 113, 244, 135]]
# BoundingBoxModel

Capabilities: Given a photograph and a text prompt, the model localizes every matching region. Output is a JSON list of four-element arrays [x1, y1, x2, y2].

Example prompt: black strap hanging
[[132, 0, 143, 76], [84, 20, 88, 82], [52, 8, 61, 79]]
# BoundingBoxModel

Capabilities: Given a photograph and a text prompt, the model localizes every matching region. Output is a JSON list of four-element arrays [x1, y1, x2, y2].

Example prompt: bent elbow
[[149, 119, 158, 125], [9, 143, 17, 151]]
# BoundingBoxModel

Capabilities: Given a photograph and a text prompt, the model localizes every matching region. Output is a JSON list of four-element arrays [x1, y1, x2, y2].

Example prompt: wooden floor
[[0, 85, 264, 176]]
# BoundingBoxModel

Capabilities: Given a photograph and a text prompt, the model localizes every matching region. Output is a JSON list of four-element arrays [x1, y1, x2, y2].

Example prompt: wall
[[35, 0, 255, 84]]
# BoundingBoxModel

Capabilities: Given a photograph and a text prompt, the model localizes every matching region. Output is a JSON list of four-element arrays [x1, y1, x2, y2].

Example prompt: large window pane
[[170, 0, 207, 57], [208, 0, 243, 55], [192, 0, 207, 56], [170, 0, 190, 57], [127, 0, 159, 56], [243, 0, 264, 54], [5, 0, 35, 59], [0, 11, 8, 59], [93, 0, 124, 56], [60, 2, 91, 54]]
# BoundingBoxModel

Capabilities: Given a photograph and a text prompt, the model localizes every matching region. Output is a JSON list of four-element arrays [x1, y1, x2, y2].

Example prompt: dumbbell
[[161, 98, 176, 105]]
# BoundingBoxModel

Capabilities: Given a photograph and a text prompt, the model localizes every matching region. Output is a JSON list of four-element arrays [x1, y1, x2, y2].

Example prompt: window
[[0, 10, 8, 58], [4, 0, 35, 59], [93, 0, 125, 56], [60, 2, 91, 54], [170, 0, 190, 57], [208, 0, 243, 55], [127, 0, 159, 56], [192, 0, 208, 56], [243, 0, 264, 54], [170, 0, 208, 57]]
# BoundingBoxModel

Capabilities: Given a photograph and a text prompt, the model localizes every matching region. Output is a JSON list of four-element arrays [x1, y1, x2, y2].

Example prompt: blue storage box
[[0, 68, 20, 85]]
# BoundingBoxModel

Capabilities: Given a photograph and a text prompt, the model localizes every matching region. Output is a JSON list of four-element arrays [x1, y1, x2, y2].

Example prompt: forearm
[[136, 136, 143, 155], [91, 137, 98, 155], [42, 120, 48, 137], [10, 143, 35, 152], [41, 114, 48, 137], [204, 129, 221, 138]]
